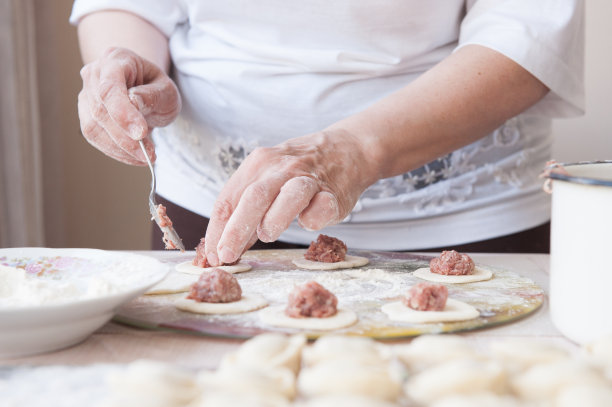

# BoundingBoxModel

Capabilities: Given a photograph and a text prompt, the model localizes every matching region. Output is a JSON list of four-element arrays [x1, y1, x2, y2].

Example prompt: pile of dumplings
[[99, 333, 612, 407]]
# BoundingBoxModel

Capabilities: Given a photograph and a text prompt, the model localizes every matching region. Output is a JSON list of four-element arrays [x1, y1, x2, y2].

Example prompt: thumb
[[128, 78, 181, 128]]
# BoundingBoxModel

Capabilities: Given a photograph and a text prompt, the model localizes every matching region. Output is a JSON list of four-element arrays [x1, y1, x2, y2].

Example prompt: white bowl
[[0, 248, 170, 358]]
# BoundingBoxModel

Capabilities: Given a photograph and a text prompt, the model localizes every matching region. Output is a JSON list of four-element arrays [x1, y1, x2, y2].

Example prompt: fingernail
[[219, 247, 235, 264], [128, 93, 143, 110], [258, 228, 271, 243], [129, 123, 145, 140], [206, 252, 218, 267]]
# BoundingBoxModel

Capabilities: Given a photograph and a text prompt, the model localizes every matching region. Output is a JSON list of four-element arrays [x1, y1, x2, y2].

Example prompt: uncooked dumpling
[[105, 360, 200, 407], [219, 333, 306, 374], [302, 335, 391, 367], [191, 391, 290, 407], [488, 338, 569, 372], [430, 393, 524, 407], [298, 359, 402, 401], [393, 335, 478, 372], [556, 384, 612, 407], [198, 365, 296, 400], [295, 395, 399, 407], [511, 360, 608, 401], [405, 359, 507, 405]]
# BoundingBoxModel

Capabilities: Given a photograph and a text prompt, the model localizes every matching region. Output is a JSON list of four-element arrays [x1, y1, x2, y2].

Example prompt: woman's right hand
[[77, 47, 181, 166]]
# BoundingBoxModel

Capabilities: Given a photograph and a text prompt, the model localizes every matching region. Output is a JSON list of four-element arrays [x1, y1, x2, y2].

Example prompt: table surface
[[1, 251, 572, 371]]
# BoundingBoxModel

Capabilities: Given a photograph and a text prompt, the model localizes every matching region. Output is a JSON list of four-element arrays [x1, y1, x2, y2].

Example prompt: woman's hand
[[77, 47, 181, 165], [203, 129, 380, 266]]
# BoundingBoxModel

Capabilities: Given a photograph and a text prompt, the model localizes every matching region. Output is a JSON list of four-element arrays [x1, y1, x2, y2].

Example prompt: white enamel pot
[[546, 160, 612, 344]]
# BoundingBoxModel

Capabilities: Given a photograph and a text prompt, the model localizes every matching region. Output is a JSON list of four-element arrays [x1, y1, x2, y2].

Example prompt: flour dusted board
[[113, 250, 544, 339]]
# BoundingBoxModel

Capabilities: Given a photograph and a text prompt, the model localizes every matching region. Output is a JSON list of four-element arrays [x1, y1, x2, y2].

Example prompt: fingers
[[257, 176, 319, 242], [128, 78, 181, 128], [298, 191, 341, 231], [81, 62, 146, 163], [78, 90, 145, 165], [215, 176, 287, 264], [98, 59, 148, 140], [77, 47, 180, 166]]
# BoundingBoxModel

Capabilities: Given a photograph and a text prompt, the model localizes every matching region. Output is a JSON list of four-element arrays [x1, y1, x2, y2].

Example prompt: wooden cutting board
[[113, 249, 544, 339]]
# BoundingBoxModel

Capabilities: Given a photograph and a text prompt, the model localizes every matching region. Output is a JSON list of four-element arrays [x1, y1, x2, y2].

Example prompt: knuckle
[[212, 199, 234, 222], [90, 100, 107, 122], [243, 182, 270, 202], [80, 118, 98, 137], [97, 79, 115, 101], [247, 146, 273, 162], [103, 46, 122, 59], [79, 64, 90, 79]]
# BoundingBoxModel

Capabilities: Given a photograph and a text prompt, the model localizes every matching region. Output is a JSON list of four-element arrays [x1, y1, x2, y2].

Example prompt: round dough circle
[[175, 294, 268, 314], [292, 255, 369, 271], [382, 299, 479, 323], [413, 266, 492, 284], [145, 272, 199, 295], [175, 260, 252, 275], [259, 306, 358, 330]]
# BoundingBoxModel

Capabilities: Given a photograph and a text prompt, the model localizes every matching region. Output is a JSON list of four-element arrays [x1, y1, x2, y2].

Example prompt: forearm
[[77, 10, 170, 71], [329, 44, 550, 182]]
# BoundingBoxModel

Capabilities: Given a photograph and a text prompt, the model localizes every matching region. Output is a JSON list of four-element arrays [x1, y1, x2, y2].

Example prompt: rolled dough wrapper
[[145, 272, 199, 295], [175, 260, 252, 275], [413, 266, 493, 284], [382, 298, 479, 323], [292, 255, 369, 271], [175, 294, 268, 314], [259, 306, 357, 330]]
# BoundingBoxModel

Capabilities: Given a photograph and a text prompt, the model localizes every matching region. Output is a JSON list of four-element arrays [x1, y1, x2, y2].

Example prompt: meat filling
[[156, 204, 177, 250], [192, 238, 239, 268], [186, 268, 242, 303], [403, 282, 448, 311], [156, 204, 173, 227], [285, 281, 338, 318], [430, 250, 475, 276], [304, 234, 347, 263]]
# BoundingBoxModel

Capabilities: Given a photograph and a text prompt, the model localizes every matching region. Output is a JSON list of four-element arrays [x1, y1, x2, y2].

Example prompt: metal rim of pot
[[545, 160, 612, 187]]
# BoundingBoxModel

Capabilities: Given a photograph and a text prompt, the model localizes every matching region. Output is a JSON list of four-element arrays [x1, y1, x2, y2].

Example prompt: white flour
[[0, 254, 164, 308], [0, 264, 123, 308]]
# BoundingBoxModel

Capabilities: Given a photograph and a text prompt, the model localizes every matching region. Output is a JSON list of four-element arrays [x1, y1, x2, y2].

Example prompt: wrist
[[321, 123, 385, 190]]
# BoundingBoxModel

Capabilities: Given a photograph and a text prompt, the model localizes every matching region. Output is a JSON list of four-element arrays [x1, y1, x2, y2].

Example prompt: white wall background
[[552, 0, 612, 162]]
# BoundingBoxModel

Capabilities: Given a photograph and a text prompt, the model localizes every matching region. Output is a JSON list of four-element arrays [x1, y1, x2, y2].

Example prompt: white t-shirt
[[70, 0, 584, 250]]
